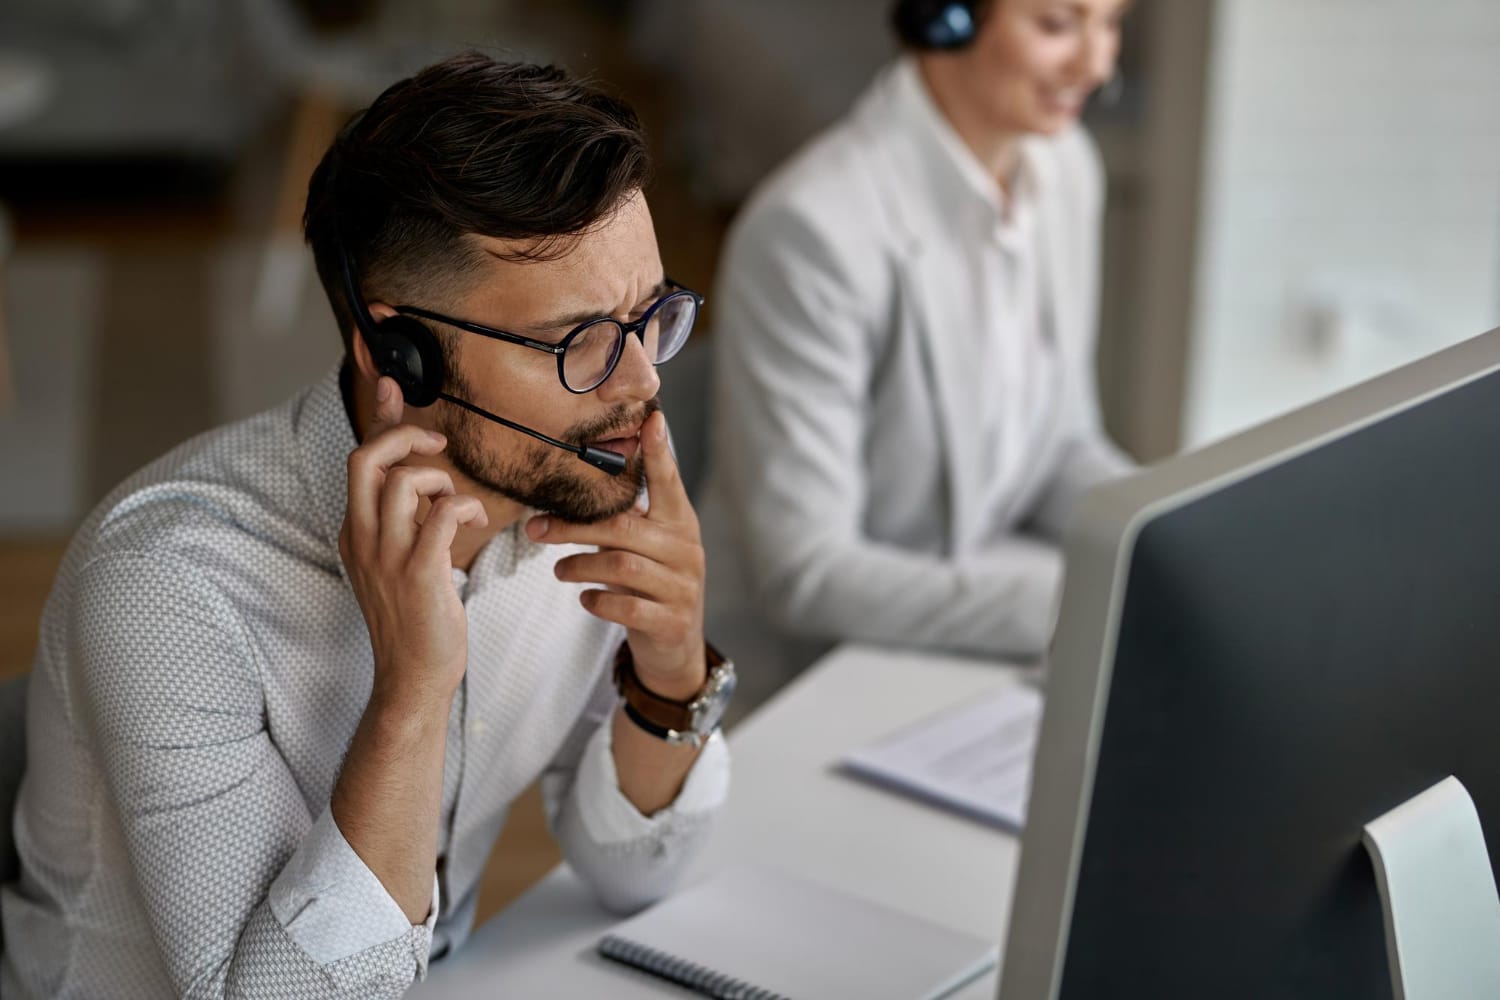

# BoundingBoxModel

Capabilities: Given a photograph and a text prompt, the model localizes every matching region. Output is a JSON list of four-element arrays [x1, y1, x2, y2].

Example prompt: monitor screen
[[1002, 329, 1500, 999]]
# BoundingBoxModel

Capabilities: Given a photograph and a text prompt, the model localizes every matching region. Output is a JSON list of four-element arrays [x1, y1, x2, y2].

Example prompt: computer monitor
[[1000, 328, 1500, 999]]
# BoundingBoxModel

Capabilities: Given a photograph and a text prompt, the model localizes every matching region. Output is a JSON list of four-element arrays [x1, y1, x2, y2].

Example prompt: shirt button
[[470, 721, 487, 737]]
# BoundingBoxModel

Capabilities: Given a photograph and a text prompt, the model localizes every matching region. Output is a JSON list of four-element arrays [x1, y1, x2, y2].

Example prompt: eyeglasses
[[395, 279, 703, 394]]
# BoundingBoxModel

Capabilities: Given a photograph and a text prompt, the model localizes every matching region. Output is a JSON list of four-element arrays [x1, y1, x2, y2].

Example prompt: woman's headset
[[891, 0, 980, 50]]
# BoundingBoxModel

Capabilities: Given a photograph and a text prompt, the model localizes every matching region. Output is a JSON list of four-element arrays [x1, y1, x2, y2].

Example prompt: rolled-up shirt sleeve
[[542, 668, 731, 914], [71, 551, 435, 998], [268, 806, 438, 969]]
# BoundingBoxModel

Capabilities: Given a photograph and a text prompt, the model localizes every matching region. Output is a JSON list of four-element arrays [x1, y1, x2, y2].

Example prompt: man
[[699, 0, 1134, 701], [1, 53, 733, 998]]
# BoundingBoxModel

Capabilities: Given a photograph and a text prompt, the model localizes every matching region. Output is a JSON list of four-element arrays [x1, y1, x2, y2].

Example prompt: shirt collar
[[888, 55, 1039, 229], [292, 362, 360, 568]]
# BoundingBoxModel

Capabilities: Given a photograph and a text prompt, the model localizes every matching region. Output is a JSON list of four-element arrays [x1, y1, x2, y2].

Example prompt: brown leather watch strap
[[613, 642, 726, 733]]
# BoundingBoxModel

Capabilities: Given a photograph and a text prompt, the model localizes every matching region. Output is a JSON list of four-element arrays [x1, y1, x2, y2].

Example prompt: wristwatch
[[614, 642, 736, 747]]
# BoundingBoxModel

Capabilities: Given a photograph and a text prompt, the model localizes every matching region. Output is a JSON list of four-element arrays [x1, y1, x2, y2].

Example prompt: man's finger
[[379, 466, 457, 554], [578, 589, 679, 637], [347, 425, 447, 539], [413, 494, 488, 569], [553, 549, 691, 606], [641, 410, 692, 524], [367, 376, 405, 436], [526, 510, 686, 564]]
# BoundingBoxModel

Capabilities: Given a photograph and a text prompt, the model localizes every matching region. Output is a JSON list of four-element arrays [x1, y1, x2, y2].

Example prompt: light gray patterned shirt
[[0, 366, 730, 998]]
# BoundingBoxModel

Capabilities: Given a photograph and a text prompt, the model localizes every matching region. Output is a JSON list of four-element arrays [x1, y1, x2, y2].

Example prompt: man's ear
[[348, 302, 399, 383]]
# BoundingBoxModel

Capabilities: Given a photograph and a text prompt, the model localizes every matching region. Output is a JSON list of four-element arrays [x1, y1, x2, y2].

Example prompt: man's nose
[[595, 330, 660, 405]]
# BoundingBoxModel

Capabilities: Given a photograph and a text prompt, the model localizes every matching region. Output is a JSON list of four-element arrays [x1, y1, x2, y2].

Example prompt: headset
[[330, 157, 627, 476], [891, 0, 980, 50]]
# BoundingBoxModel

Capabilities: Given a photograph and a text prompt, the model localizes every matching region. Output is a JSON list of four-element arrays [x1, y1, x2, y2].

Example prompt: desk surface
[[412, 644, 1031, 999]]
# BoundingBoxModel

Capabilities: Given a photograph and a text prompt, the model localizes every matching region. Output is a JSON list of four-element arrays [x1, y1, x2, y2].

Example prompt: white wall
[[1183, 0, 1500, 446]]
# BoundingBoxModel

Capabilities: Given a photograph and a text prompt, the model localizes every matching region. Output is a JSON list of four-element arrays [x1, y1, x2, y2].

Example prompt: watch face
[[690, 663, 737, 734]]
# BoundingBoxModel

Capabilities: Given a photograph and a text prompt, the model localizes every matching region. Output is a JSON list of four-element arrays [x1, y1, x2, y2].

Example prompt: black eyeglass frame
[[394, 279, 703, 394]]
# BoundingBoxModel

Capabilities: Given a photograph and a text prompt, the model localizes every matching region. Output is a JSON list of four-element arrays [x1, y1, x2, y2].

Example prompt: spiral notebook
[[596, 866, 998, 1000]]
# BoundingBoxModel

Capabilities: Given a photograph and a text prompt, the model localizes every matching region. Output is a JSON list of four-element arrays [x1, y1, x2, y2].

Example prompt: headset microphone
[[436, 391, 628, 475]]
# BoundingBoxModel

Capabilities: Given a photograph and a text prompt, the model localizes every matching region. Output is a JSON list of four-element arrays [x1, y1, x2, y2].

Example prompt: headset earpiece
[[366, 314, 446, 408], [335, 216, 446, 408], [891, 0, 978, 51]]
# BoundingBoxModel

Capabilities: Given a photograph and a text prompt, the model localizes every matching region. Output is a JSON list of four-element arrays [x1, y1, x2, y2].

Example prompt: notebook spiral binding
[[598, 933, 791, 1000]]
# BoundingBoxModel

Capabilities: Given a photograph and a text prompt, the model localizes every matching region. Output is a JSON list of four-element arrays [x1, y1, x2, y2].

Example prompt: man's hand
[[332, 375, 488, 923], [527, 409, 707, 701], [339, 375, 487, 709]]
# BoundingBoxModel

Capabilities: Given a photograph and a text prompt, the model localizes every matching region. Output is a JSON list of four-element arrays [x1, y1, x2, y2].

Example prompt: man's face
[[433, 190, 665, 524]]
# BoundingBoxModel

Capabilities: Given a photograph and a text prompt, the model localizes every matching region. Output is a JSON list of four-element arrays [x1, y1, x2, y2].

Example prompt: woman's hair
[[303, 51, 652, 351]]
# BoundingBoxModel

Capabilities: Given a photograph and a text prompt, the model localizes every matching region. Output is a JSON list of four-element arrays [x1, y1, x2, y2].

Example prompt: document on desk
[[840, 682, 1044, 831]]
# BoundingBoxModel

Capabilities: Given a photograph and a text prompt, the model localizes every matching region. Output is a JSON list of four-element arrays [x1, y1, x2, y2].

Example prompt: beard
[[439, 382, 657, 524]]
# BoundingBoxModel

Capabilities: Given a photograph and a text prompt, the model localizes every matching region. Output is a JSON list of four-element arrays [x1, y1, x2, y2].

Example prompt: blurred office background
[[0, 0, 1497, 916]]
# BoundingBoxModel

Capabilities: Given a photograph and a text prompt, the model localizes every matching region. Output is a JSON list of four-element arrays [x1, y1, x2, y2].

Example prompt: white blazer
[[699, 59, 1132, 694]]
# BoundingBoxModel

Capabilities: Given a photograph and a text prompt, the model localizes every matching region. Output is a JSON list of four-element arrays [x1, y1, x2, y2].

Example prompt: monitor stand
[[1363, 776, 1500, 1000]]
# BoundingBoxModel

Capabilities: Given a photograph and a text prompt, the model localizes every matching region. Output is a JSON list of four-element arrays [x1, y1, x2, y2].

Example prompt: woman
[[699, 0, 1136, 704]]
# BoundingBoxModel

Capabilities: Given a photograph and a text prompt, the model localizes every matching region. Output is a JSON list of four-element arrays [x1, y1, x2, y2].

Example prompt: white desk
[[412, 644, 1033, 998]]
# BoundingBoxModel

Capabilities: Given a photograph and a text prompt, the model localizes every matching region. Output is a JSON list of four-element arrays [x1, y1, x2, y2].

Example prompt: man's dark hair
[[303, 52, 652, 352]]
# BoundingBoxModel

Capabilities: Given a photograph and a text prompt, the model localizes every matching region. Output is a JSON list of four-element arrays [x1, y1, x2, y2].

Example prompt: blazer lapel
[[856, 63, 989, 555], [902, 241, 985, 554]]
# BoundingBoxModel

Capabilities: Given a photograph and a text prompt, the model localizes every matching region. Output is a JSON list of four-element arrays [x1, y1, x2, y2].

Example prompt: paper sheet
[[841, 683, 1044, 831]]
